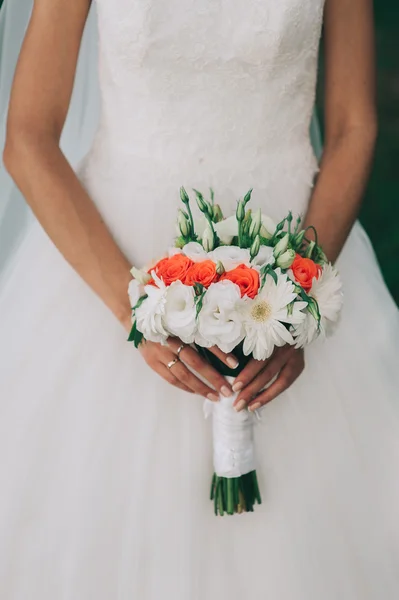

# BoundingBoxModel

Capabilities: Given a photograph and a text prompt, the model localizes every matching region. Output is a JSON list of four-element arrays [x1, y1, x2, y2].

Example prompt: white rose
[[197, 280, 244, 353], [214, 215, 239, 244], [182, 242, 207, 262], [135, 278, 168, 344], [251, 245, 275, 268], [208, 245, 251, 272], [163, 281, 197, 344], [128, 279, 144, 309]]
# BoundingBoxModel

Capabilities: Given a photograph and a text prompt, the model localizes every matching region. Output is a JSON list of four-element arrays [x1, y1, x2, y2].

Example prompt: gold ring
[[176, 344, 186, 357], [167, 358, 180, 370]]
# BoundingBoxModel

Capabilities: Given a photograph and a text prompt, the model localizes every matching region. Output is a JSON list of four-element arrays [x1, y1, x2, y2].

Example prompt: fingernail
[[249, 402, 261, 412], [235, 399, 247, 412], [221, 385, 232, 398], [226, 356, 239, 369], [207, 393, 219, 402], [232, 381, 243, 393]]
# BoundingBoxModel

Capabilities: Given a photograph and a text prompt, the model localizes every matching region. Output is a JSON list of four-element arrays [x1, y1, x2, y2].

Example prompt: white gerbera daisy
[[241, 269, 304, 360], [293, 263, 343, 348]]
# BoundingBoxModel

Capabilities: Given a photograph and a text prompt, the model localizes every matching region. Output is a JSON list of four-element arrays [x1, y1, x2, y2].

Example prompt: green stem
[[218, 480, 224, 516], [227, 479, 234, 515], [185, 201, 196, 239]]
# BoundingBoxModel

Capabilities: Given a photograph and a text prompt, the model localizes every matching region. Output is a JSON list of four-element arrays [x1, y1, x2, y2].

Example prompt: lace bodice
[[80, 0, 325, 263]]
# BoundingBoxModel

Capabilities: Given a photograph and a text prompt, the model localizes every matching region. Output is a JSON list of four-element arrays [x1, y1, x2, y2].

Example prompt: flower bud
[[178, 209, 190, 237], [250, 234, 261, 259], [215, 260, 225, 276], [292, 229, 306, 248], [180, 186, 190, 204], [249, 208, 262, 239], [273, 233, 290, 258], [305, 240, 316, 259], [202, 224, 214, 252], [243, 188, 253, 206], [194, 189, 207, 213], [174, 236, 186, 249], [130, 266, 152, 285], [276, 248, 296, 269], [212, 204, 223, 223], [236, 200, 245, 222]]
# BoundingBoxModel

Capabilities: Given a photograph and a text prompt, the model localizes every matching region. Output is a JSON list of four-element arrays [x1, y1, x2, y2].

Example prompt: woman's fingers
[[207, 346, 240, 370], [165, 359, 221, 401], [167, 339, 233, 397], [156, 363, 194, 393], [233, 355, 283, 410], [247, 351, 305, 410], [231, 357, 269, 393]]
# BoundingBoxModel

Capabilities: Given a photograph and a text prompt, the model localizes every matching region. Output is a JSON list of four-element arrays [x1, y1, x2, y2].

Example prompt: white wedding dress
[[1, 1, 399, 598]]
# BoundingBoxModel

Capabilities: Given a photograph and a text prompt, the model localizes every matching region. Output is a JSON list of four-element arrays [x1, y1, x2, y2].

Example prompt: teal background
[[1, 2, 398, 302]]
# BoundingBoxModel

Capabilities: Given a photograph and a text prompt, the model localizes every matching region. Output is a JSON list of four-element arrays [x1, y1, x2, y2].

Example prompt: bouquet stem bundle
[[198, 344, 262, 516], [211, 471, 262, 516]]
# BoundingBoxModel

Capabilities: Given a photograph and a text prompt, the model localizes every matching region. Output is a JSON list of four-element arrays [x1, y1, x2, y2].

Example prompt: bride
[[0, 0, 398, 598]]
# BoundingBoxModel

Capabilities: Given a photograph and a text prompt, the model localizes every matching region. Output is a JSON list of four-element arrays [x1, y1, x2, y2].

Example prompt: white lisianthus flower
[[168, 247, 183, 257], [260, 214, 277, 240], [202, 224, 215, 252], [240, 269, 300, 360], [193, 215, 208, 239], [208, 245, 251, 271], [182, 241, 207, 262], [130, 265, 152, 285], [197, 280, 245, 353], [213, 215, 238, 245], [250, 245, 275, 268], [128, 278, 144, 309], [135, 273, 169, 344], [163, 281, 197, 344], [293, 263, 343, 347]]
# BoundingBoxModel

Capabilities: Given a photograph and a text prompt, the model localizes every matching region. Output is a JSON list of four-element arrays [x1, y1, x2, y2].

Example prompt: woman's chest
[[95, 0, 325, 68]]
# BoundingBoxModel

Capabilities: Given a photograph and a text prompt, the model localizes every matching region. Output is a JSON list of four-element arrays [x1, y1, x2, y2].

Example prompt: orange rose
[[220, 264, 260, 299], [291, 254, 322, 292], [150, 254, 194, 286], [185, 260, 219, 288]]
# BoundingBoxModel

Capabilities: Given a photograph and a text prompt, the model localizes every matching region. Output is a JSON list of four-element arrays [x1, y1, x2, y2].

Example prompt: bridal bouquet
[[128, 187, 343, 515]]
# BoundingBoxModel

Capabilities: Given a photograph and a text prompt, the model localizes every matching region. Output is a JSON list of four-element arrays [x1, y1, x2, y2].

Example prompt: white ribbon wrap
[[204, 378, 259, 478]]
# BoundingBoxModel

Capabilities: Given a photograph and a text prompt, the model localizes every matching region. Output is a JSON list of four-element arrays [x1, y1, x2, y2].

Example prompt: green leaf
[[128, 319, 145, 348], [127, 321, 135, 342], [268, 267, 278, 285], [132, 294, 148, 312]]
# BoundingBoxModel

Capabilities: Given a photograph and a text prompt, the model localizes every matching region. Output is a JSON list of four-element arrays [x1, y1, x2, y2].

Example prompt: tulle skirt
[[0, 215, 399, 600]]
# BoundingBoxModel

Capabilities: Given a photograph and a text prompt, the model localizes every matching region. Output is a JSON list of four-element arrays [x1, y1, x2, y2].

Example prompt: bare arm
[[3, 0, 133, 330], [304, 0, 377, 262], [3, 0, 236, 397]]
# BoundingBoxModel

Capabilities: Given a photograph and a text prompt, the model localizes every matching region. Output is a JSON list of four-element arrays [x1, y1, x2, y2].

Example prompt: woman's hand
[[232, 346, 305, 412], [139, 338, 239, 401]]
